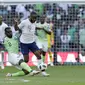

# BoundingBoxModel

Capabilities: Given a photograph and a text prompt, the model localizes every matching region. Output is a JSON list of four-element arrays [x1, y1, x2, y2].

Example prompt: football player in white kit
[[0, 16, 8, 69], [14, 11, 49, 76]]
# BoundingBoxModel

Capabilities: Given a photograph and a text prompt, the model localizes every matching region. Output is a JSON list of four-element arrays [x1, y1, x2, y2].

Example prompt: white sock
[[37, 59, 43, 65]]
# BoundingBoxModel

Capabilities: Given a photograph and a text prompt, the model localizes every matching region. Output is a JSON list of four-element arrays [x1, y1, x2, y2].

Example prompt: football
[[38, 63, 47, 71]]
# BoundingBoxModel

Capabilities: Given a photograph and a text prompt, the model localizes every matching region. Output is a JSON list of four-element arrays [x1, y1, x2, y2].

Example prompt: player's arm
[[43, 25, 51, 35], [36, 23, 44, 30], [36, 26, 51, 34], [14, 19, 22, 33], [14, 19, 19, 31], [36, 24, 44, 29], [43, 28, 51, 35]]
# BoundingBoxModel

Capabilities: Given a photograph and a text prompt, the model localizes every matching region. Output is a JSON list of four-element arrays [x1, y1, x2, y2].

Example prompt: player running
[[14, 11, 49, 76]]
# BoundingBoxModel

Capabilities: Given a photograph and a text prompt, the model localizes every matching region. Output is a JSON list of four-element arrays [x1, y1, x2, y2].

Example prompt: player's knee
[[19, 59, 24, 65]]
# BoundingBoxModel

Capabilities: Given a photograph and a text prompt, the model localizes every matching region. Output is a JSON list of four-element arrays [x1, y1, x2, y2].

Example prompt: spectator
[[79, 16, 85, 48], [60, 29, 71, 51], [15, 4, 27, 21]]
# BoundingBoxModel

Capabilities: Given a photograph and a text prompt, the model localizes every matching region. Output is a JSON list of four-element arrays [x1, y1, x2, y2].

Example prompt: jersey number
[[8, 42, 12, 47]]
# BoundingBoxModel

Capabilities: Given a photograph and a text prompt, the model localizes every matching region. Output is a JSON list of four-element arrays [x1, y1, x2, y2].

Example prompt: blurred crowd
[[0, 3, 85, 52]]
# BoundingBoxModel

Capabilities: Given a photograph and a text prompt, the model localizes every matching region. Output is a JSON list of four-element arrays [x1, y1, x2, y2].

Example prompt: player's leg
[[20, 42, 29, 63], [6, 53, 40, 77], [30, 42, 50, 76], [48, 48, 54, 66], [19, 59, 40, 76], [34, 50, 50, 77], [47, 34, 54, 66], [19, 43, 40, 75], [40, 49, 46, 62], [36, 39, 46, 62], [8, 60, 40, 77], [20, 42, 49, 77], [47, 40, 54, 66], [6, 71, 25, 77], [42, 41, 49, 64]]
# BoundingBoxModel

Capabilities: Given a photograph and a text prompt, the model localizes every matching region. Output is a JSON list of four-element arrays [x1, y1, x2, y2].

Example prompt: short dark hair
[[31, 11, 37, 15], [5, 27, 11, 32], [30, 11, 37, 18]]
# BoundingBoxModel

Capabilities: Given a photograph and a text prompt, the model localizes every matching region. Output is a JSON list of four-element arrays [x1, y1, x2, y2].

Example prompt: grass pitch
[[0, 65, 85, 85]]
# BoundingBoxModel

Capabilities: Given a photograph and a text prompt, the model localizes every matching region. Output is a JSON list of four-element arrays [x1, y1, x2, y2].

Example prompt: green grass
[[0, 65, 85, 85]]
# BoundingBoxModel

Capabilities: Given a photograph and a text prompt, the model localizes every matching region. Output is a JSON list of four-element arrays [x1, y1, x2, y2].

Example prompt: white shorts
[[8, 53, 24, 66], [36, 39, 48, 52]]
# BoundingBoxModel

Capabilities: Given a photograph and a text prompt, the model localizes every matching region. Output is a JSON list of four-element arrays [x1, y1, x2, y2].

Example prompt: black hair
[[30, 11, 37, 16], [5, 27, 11, 32]]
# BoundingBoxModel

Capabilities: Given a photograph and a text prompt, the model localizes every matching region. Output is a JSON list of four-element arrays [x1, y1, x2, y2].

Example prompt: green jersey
[[36, 22, 51, 41], [4, 33, 20, 54]]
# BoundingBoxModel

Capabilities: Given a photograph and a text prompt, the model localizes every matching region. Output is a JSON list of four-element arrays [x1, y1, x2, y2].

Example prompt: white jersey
[[0, 22, 8, 42], [18, 18, 36, 43]]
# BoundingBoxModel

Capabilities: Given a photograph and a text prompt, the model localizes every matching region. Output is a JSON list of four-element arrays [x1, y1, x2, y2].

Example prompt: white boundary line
[[0, 78, 30, 83]]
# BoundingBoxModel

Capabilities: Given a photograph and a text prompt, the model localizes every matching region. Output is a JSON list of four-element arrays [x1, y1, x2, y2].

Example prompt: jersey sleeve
[[3, 23, 8, 30]]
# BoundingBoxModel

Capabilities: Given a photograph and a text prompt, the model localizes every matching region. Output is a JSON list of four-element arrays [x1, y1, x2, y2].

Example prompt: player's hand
[[13, 18, 19, 31]]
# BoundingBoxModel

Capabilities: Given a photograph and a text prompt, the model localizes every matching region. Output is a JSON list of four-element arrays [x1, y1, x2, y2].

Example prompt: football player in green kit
[[4, 27, 40, 77]]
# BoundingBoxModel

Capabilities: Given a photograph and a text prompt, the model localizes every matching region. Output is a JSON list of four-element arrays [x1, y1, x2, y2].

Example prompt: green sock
[[12, 71, 25, 77], [20, 62, 32, 73], [41, 55, 45, 62]]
